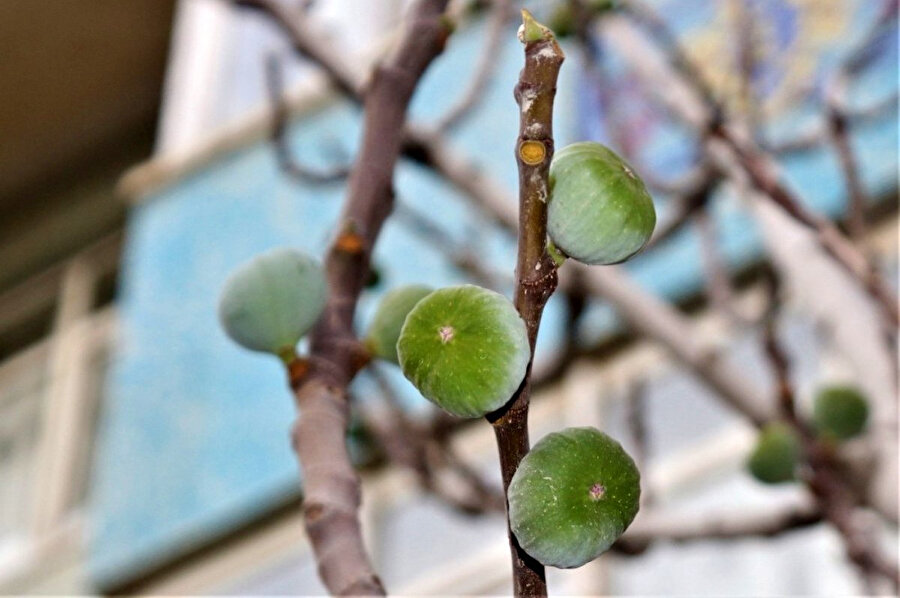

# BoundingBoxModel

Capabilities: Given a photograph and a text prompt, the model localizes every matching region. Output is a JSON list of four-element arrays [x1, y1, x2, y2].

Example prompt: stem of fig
[[488, 10, 564, 598]]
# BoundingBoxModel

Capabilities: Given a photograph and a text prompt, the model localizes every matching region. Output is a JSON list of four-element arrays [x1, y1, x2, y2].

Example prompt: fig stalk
[[488, 10, 564, 598]]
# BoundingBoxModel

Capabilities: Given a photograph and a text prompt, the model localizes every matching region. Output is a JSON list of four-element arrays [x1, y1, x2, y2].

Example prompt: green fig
[[365, 284, 433, 364], [218, 248, 326, 360], [397, 285, 530, 418], [508, 427, 641, 569], [747, 422, 801, 484], [548, 142, 656, 265], [813, 385, 869, 441]]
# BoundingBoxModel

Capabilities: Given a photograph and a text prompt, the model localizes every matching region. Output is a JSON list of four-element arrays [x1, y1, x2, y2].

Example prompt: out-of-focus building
[[0, 1, 896, 595]]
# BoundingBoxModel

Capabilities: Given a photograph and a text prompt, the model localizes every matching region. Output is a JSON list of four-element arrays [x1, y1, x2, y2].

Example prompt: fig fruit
[[218, 248, 326, 360], [397, 285, 529, 418], [365, 284, 433, 364], [508, 427, 641, 569], [747, 422, 800, 484], [548, 142, 656, 265], [813, 385, 869, 441]]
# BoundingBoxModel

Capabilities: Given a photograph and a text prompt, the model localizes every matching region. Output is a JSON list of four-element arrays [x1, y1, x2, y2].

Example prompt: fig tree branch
[[760, 275, 900, 589], [363, 367, 506, 516], [483, 13, 565, 597], [823, 0, 898, 243], [265, 54, 350, 183], [271, 2, 451, 594], [618, 497, 822, 548], [435, 0, 512, 132], [600, 4, 899, 329]]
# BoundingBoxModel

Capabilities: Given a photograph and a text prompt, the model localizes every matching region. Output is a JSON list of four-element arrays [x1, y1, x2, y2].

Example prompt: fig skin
[[548, 142, 656, 265], [218, 248, 326, 359], [508, 427, 641, 569], [813, 385, 869, 441], [747, 422, 801, 484], [365, 284, 433, 364], [396, 285, 530, 418]]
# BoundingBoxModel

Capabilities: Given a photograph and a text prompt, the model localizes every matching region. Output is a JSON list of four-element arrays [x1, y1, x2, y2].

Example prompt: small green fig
[[218, 248, 326, 360], [747, 422, 801, 484], [548, 142, 656, 265], [813, 385, 869, 441], [508, 427, 641, 569], [397, 285, 529, 418], [365, 284, 433, 364]]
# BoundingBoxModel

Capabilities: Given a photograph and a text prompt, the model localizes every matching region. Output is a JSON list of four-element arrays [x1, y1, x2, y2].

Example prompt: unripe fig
[[548, 142, 656, 265], [813, 385, 869, 441], [508, 427, 641, 569], [397, 285, 529, 418], [218, 248, 326, 360], [747, 422, 800, 484], [365, 284, 433, 364]]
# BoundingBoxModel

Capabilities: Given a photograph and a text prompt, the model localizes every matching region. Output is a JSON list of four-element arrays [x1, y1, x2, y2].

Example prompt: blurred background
[[0, 0, 896, 595]]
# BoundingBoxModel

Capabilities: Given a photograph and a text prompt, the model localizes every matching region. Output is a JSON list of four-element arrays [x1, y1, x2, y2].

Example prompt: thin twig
[[823, 0, 898, 242], [770, 92, 898, 154], [760, 272, 900, 590], [365, 367, 505, 515], [601, 3, 899, 329], [624, 380, 651, 505], [393, 199, 510, 289], [264, 54, 350, 183], [695, 205, 748, 326], [617, 497, 822, 552], [644, 172, 717, 250], [435, 0, 512, 132]]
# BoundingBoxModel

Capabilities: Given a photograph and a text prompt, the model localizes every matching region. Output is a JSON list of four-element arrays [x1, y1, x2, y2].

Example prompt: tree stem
[[489, 10, 564, 597]]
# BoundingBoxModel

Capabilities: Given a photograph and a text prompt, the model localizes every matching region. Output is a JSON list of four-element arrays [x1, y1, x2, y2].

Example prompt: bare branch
[[618, 497, 821, 550], [264, 54, 350, 183], [570, 263, 774, 426], [770, 93, 898, 154], [393, 199, 510, 289], [598, 6, 899, 329], [695, 205, 749, 326], [364, 368, 505, 516], [435, 0, 513, 132], [823, 0, 898, 242], [760, 273, 900, 589], [624, 381, 651, 504], [235, 0, 364, 97], [644, 172, 717, 250]]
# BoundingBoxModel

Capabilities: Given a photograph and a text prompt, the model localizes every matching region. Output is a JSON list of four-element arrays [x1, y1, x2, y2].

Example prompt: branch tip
[[519, 8, 552, 43]]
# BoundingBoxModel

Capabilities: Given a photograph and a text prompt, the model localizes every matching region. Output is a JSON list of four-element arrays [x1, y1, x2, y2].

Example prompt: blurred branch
[[617, 497, 822, 552], [365, 367, 505, 515], [598, 3, 899, 330], [571, 263, 773, 426], [823, 0, 898, 243], [393, 199, 510, 289], [624, 380, 651, 505], [434, 0, 512, 132], [760, 272, 900, 590], [696, 204, 752, 327], [265, 54, 350, 183], [275, 1, 452, 594], [235, 0, 364, 97], [644, 171, 717, 250], [770, 93, 898, 154]]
